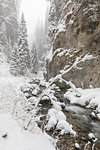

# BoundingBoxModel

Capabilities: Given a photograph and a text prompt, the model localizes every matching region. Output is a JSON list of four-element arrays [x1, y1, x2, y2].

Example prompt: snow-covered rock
[[88, 133, 95, 140], [75, 143, 81, 149], [46, 103, 76, 136], [64, 88, 100, 117], [56, 120, 76, 136]]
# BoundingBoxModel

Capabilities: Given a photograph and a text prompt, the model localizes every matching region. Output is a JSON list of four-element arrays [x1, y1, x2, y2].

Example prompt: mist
[[21, 0, 49, 47]]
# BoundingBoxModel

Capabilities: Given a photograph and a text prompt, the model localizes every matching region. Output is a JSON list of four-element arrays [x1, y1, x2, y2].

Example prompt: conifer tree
[[17, 13, 30, 75], [10, 44, 19, 75], [30, 42, 38, 74]]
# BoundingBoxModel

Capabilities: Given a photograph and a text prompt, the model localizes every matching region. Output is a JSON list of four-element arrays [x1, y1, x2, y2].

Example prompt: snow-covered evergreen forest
[[0, 0, 100, 150]]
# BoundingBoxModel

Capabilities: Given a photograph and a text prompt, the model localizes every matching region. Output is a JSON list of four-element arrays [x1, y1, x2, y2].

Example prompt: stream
[[66, 104, 100, 145]]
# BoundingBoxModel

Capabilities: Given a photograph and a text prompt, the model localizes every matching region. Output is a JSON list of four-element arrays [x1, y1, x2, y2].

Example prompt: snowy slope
[[0, 52, 27, 113], [0, 52, 56, 150], [0, 52, 11, 77], [0, 114, 56, 150]]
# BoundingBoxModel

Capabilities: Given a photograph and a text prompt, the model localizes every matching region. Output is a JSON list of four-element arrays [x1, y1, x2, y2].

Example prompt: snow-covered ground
[[0, 52, 27, 113], [0, 114, 56, 150], [0, 52, 11, 77], [0, 52, 56, 150], [0, 50, 100, 149]]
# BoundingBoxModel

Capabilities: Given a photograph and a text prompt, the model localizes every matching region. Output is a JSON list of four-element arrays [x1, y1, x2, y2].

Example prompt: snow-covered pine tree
[[10, 43, 19, 76], [30, 42, 38, 74], [17, 13, 30, 75]]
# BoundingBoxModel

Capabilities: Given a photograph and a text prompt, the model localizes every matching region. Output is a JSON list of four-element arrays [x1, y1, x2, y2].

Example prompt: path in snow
[[0, 52, 56, 150]]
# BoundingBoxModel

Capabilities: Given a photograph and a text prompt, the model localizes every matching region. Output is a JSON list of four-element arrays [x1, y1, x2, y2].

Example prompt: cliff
[[0, 0, 18, 46], [46, 0, 100, 88]]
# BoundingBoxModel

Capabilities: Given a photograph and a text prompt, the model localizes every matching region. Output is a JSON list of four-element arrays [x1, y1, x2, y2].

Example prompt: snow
[[56, 23, 66, 33], [51, 52, 95, 76], [49, 48, 62, 62], [46, 115, 57, 131], [0, 76, 27, 113], [41, 83, 76, 136], [46, 108, 66, 122], [72, 54, 94, 68], [91, 112, 96, 118], [69, 19, 74, 25], [41, 95, 50, 100], [64, 0, 73, 10], [64, 9, 73, 21], [0, 52, 56, 150], [88, 133, 95, 139], [57, 111, 66, 121], [56, 120, 76, 135], [97, 113, 100, 120], [82, 3, 98, 22], [0, 48, 99, 149], [46, 106, 76, 136], [64, 88, 100, 118], [81, 54, 95, 62], [75, 143, 80, 149], [40, 80, 47, 87], [32, 89, 38, 96], [0, 52, 11, 77], [0, 114, 56, 150], [57, 49, 68, 57]]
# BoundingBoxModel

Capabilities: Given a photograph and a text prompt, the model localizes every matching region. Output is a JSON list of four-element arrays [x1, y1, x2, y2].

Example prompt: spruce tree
[[10, 44, 19, 76], [30, 42, 38, 74], [18, 13, 30, 75]]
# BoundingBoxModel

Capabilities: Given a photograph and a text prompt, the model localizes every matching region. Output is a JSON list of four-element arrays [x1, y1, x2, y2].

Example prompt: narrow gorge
[[0, 0, 100, 150]]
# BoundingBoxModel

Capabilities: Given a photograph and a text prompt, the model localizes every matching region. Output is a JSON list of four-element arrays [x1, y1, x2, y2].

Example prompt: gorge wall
[[0, 0, 20, 61], [0, 0, 18, 45], [46, 0, 100, 88]]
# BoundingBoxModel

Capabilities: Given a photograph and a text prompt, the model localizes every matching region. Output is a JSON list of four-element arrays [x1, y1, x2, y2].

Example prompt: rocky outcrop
[[46, 0, 100, 88]]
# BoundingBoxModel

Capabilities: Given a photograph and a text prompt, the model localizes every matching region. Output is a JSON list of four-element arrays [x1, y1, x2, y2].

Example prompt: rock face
[[0, 0, 18, 45], [46, 0, 100, 88]]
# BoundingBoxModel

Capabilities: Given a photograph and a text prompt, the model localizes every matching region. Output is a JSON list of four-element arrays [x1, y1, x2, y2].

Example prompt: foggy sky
[[21, 0, 48, 39]]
